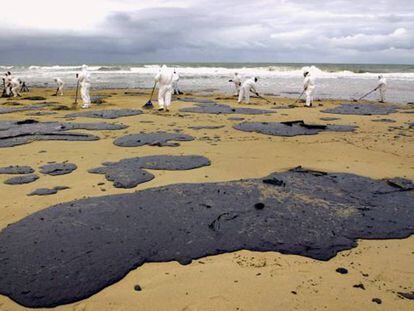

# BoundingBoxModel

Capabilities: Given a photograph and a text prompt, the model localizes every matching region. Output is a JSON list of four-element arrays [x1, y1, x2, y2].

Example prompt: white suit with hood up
[[10, 77, 21, 97], [238, 78, 257, 104], [78, 65, 91, 108], [4, 73, 12, 96], [172, 71, 180, 95], [155, 65, 174, 109], [233, 73, 242, 95], [303, 72, 316, 107], [54, 78, 64, 95], [377, 75, 387, 102]]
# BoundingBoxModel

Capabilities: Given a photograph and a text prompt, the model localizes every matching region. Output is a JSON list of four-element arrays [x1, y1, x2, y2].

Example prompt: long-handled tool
[[353, 87, 378, 102], [294, 90, 305, 104], [256, 93, 274, 105], [143, 82, 157, 109], [71, 80, 80, 110]]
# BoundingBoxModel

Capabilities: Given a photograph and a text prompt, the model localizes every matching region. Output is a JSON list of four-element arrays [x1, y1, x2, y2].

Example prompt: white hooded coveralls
[[78, 65, 91, 107], [233, 73, 241, 95], [10, 78, 21, 97], [377, 76, 387, 102], [55, 78, 64, 95], [304, 73, 315, 107], [155, 65, 174, 109], [238, 78, 257, 104], [4, 74, 12, 96], [172, 71, 180, 95]]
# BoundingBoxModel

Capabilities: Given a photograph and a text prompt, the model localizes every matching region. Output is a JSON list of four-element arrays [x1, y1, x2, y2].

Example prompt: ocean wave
[[3, 64, 414, 81], [98, 66, 131, 71]]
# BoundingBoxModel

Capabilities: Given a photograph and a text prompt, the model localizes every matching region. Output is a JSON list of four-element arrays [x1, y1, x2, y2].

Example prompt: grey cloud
[[0, 0, 413, 64]]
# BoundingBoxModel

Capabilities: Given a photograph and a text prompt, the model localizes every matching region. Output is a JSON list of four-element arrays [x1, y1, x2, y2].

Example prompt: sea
[[1, 63, 414, 104]]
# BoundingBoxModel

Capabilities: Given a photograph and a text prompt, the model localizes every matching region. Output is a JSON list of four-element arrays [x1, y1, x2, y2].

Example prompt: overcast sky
[[0, 0, 413, 64]]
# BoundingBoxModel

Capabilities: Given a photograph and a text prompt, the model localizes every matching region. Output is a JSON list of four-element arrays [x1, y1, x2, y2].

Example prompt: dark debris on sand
[[4, 174, 39, 185], [39, 163, 77, 176], [371, 118, 396, 123], [0, 165, 34, 175], [65, 109, 143, 119], [0, 167, 413, 307], [372, 298, 382, 305], [114, 132, 194, 147], [22, 96, 47, 101], [336, 268, 349, 275], [0, 119, 126, 148], [179, 102, 276, 115], [322, 103, 398, 116], [234, 120, 357, 137], [28, 186, 70, 196], [88, 155, 211, 188], [188, 125, 225, 130], [398, 292, 414, 300], [0, 104, 50, 115]]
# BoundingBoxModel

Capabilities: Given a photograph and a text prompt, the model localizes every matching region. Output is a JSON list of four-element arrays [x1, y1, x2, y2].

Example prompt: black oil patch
[[22, 96, 47, 101], [0, 120, 126, 148], [177, 98, 217, 104], [0, 168, 413, 307], [371, 118, 396, 123], [188, 125, 225, 130], [25, 111, 58, 116], [179, 102, 275, 115], [398, 292, 414, 300], [0, 166, 34, 175], [4, 174, 39, 185], [65, 109, 143, 119], [28, 186, 70, 196], [39, 163, 77, 176], [88, 155, 211, 188], [0, 104, 48, 115], [90, 95, 111, 105], [320, 117, 341, 121], [233, 120, 357, 137], [114, 132, 194, 147], [322, 103, 398, 116]]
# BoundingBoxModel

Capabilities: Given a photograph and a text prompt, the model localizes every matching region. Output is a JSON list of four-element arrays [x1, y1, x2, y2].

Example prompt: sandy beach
[[0, 88, 413, 310]]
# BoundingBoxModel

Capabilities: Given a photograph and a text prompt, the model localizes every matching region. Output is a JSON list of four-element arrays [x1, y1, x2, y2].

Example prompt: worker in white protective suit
[[229, 72, 242, 96], [4, 72, 12, 97], [54, 77, 64, 96], [172, 70, 182, 95], [376, 75, 387, 103], [303, 70, 316, 107], [155, 65, 174, 111], [1, 76, 6, 97], [77, 65, 91, 109], [238, 77, 258, 104], [10, 77, 22, 97]]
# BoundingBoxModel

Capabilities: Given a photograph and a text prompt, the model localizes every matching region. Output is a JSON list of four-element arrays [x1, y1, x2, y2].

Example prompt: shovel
[[294, 90, 305, 104], [71, 81, 80, 110], [256, 93, 275, 105], [143, 82, 157, 109], [353, 88, 377, 102]]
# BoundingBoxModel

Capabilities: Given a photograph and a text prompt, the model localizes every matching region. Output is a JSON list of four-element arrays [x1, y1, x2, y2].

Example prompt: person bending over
[[238, 77, 258, 104]]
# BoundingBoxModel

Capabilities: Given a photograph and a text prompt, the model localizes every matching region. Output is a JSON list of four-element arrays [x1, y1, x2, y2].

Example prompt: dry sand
[[0, 88, 413, 310]]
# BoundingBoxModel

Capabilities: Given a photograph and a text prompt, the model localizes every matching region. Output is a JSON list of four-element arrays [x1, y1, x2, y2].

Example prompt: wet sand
[[0, 88, 413, 310]]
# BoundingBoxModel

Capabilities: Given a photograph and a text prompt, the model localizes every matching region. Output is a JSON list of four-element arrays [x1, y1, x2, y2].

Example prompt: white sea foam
[[2, 64, 413, 103]]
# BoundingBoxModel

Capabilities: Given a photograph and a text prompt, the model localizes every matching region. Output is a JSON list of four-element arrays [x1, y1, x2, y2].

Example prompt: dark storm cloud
[[0, 0, 413, 64]]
